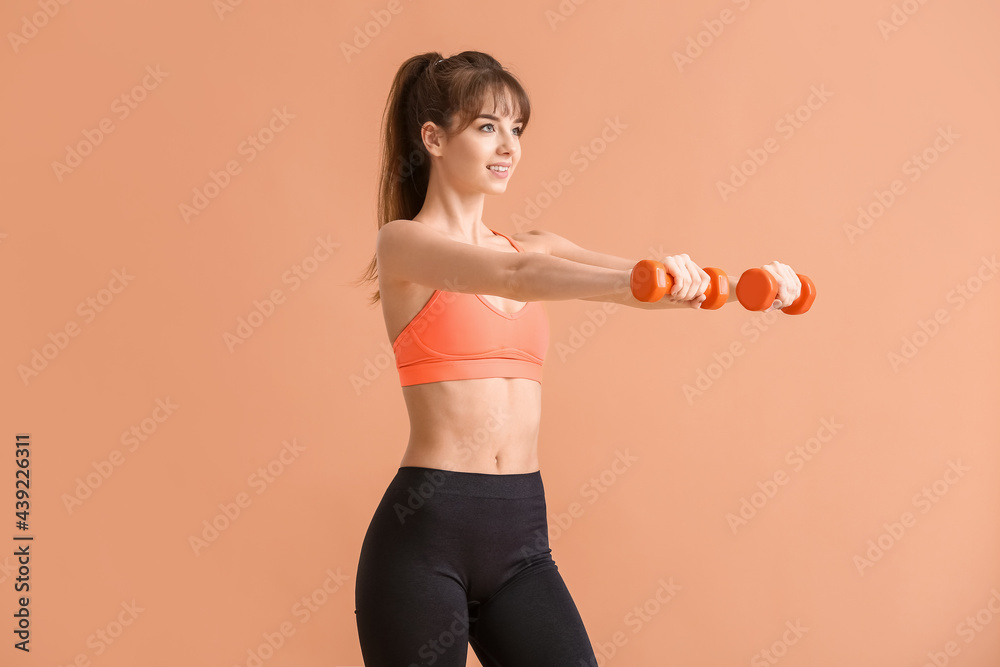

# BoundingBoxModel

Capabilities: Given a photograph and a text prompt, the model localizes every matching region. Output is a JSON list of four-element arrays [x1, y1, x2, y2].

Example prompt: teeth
[[489, 165, 509, 172]]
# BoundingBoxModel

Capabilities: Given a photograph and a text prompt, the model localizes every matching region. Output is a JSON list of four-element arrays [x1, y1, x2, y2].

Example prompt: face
[[423, 94, 524, 194]]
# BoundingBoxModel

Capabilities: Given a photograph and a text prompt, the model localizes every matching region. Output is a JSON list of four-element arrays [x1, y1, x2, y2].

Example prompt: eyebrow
[[476, 114, 525, 123]]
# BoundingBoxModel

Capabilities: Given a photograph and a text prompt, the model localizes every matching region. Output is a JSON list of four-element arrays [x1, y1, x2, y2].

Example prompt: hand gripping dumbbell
[[734, 268, 816, 314], [630, 259, 817, 314], [629, 259, 729, 309]]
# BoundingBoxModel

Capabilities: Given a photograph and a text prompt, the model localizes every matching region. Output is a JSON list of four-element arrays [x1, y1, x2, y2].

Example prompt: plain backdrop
[[2, 0, 999, 665]]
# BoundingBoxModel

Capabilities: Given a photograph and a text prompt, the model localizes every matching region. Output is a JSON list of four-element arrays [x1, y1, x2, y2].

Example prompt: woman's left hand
[[760, 261, 801, 312]]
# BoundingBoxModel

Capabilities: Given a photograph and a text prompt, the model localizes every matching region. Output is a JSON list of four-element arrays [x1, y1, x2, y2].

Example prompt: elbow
[[505, 253, 527, 301]]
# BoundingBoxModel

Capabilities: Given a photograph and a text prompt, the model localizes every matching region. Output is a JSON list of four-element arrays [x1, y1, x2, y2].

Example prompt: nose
[[497, 135, 515, 158]]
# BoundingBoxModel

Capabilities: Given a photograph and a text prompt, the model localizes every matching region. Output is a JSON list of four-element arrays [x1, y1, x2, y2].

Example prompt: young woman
[[353, 50, 801, 666]]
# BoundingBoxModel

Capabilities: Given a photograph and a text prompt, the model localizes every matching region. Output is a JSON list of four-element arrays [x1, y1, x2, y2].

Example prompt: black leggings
[[355, 466, 598, 666]]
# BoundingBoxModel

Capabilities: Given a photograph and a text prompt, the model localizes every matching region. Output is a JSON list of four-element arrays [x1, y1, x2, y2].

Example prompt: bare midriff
[[398, 377, 542, 474]]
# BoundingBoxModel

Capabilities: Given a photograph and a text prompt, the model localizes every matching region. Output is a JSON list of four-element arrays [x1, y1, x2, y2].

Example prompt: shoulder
[[379, 218, 417, 238], [380, 221, 555, 254], [376, 220, 422, 272], [377, 219, 432, 250]]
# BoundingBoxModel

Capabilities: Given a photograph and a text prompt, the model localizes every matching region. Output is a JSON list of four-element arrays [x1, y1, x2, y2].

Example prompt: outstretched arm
[[379, 221, 631, 302], [525, 229, 737, 310]]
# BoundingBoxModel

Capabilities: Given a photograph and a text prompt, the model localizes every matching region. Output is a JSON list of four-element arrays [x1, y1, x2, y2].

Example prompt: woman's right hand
[[662, 253, 711, 308]]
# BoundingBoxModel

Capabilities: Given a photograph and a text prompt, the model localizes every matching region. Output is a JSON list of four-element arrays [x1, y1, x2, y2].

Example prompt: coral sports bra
[[392, 229, 549, 387]]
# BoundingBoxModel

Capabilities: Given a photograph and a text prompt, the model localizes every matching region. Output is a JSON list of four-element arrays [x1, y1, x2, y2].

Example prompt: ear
[[421, 121, 447, 158]]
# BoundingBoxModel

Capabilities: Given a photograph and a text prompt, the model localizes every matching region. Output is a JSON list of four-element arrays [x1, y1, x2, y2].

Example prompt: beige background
[[2, 0, 999, 665]]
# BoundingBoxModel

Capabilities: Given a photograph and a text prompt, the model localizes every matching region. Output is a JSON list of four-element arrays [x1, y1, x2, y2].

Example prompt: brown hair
[[353, 50, 532, 305]]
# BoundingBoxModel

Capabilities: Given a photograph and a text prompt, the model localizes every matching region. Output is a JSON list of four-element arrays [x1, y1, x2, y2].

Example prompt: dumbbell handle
[[735, 268, 816, 314], [629, 259, 730, 309]]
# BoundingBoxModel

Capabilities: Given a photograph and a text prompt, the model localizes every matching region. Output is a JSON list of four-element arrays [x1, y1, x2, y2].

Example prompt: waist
[[401, 378, 541, 437], [400, 377, 541, 472], [389, 465, 544, 498]]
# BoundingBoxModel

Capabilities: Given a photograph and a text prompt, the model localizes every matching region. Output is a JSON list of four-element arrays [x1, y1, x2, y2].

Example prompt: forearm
[[512, 252, 631, 302]]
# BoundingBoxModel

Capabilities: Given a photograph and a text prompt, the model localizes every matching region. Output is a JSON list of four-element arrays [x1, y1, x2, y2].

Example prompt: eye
[[481, 123, 523, 136]]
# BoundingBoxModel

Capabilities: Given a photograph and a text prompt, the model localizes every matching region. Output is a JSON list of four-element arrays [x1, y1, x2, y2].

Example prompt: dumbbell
[[629, 259, 729, 309], [630, 259, 817, 314], [735, 268, 816, 314]]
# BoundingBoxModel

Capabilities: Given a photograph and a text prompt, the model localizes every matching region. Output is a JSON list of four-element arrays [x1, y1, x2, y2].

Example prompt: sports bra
[[392, 229, 549, 387]]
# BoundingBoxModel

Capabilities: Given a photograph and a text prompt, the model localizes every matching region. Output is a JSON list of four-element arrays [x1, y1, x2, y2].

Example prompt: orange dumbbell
[[735, 268, 816, 314], [629, 259, 729, 309]]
